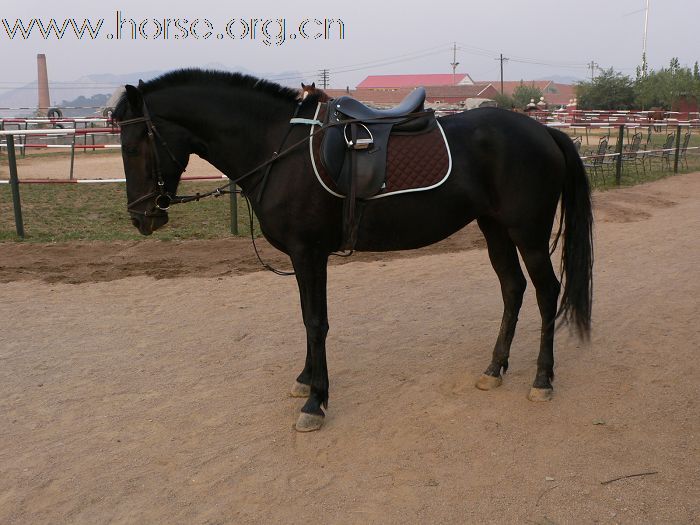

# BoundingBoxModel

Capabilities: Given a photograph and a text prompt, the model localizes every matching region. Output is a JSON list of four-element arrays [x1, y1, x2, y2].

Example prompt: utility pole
[[588, 61, 599, 81], [450, 42, 460, 85], [495, 53, 509, 94], [642, 0, 650, 76], [318, 69, 330, 89]]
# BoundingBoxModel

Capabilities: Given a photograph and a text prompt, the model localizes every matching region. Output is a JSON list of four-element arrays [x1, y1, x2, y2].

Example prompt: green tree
[[635, 58, 700, 109], [493, 92, 514, 108], [512, 82, 543, 109], [576, 68, 635, 110]]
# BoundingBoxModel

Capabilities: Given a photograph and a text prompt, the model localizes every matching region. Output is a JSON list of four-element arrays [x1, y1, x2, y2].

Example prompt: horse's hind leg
[[475, 217, 527, 390], [510, 232, 561, 401]]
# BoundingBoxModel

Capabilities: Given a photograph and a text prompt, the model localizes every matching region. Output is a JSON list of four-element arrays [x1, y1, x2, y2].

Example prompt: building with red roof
[[357, 73, 475, 89], [318, 84, 498, 109], [482, 80, 576, 107]]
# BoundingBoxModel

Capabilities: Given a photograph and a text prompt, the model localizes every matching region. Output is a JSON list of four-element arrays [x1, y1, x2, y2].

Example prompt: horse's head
[[301, 82, 330, 102], [114, 84, 190, 235], [300, 82, 315, 100]]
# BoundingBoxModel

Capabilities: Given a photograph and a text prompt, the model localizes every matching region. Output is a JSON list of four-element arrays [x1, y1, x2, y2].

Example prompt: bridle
[[116, 92, 434, 274], [118, 94, 435, 217], [117, 95, 307, 217], [118, 98, 188, 217]]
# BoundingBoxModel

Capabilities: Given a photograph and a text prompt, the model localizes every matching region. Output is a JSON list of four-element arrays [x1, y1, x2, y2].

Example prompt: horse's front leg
[[290, 341, 312, 398], [290, 250, 330, 432], [289, 268, 312, 398]]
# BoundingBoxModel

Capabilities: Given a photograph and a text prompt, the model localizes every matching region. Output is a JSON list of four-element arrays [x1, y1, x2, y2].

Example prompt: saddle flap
[[317, 92, 441, 201], [321, 122, 391, 199], [320, 125, 346, 184]]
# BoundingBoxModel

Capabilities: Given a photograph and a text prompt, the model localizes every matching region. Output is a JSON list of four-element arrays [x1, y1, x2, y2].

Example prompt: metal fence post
[[20, 122, 27, 158], [229, 186, 238, 235], [69, 132, 76, 180], [615, 124, 625, 185], [673, 125, 681, 173], [7, 135, 25, 238]]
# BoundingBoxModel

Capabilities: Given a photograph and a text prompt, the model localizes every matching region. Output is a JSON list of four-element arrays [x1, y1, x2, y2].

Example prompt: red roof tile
[[316, 84, 500, 108], [424, 84, 497, 99], [544, 83, 576, 106], [481, 80, 553, 97], [352, 88, 414, 106], [357, 74, 473, 89]]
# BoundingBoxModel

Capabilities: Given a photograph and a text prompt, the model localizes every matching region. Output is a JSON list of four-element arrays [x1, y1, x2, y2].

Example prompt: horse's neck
[[184, 91, 296, 192]]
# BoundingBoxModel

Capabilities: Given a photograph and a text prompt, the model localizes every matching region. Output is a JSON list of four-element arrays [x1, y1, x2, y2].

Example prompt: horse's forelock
[[112, 93, 129, 121]]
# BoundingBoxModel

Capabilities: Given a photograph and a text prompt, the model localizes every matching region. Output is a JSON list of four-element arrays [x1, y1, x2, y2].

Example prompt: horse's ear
[[311, 82, 315, 88], [301, 82, 306, 89], [124, 84, 142, 109], [138, 79, 145, 89]]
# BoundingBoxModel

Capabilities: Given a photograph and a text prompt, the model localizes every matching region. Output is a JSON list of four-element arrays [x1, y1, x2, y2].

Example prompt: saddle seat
[[333, 87, 427, 121]]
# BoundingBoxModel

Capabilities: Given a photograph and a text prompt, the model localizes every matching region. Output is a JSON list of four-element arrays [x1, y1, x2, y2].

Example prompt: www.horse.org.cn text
[[1, 12, 346, 46]]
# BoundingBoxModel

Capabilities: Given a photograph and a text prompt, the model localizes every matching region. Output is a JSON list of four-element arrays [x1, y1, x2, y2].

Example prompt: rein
[[119, 96, 433, 273], [119, 98, 433, 213]]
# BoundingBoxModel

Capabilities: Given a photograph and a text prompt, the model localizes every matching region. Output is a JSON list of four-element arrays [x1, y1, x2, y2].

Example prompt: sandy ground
[[1, 174, 699, 524]]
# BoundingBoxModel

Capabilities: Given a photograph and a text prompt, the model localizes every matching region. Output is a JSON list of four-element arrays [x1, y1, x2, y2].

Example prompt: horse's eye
[[123, 144, 140, 157]]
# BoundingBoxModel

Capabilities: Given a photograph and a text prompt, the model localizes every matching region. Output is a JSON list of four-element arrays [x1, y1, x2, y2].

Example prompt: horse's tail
[[547, 126, 594, 339]]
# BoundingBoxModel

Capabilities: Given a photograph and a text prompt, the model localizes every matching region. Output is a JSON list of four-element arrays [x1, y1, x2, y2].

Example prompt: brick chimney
[[37, 54, 50, 117]]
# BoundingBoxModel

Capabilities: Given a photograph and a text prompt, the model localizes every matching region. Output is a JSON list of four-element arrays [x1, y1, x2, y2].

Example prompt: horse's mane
[[143, 69, 300, 100], [114, 68, 301, 117]]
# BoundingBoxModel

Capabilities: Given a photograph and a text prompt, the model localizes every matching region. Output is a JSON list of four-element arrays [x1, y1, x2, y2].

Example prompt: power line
[[327, 42, 454, 73], [456, 42, 501, 58], [507, 56, 589, 68], [330, 49, 448, 75], [266, 42, 455, 83]]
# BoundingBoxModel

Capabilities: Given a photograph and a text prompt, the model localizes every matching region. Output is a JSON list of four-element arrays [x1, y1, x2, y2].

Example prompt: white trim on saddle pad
[[307, 102, 453, 200], [309, 103, 344, 198]]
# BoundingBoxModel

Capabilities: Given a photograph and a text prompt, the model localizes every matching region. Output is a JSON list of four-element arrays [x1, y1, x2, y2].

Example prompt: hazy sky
[[1, 0, 698, 93]]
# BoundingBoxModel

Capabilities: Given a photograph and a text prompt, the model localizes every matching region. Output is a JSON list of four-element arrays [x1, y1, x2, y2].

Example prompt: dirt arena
[[1, 174, 699, 524]]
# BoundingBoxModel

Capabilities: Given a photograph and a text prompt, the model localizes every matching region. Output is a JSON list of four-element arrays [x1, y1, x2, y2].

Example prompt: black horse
[[114, 69, 593, 432]]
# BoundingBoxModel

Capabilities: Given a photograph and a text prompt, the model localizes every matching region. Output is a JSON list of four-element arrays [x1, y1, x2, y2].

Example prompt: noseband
[[118, 98, 187, 217]]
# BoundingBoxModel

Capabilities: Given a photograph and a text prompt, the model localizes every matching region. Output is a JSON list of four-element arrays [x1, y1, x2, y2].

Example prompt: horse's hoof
[[290, 381, 311, 398], [295, 412, 324, 432], [527, 387, 553, 402], [475, 374, 502, 391]]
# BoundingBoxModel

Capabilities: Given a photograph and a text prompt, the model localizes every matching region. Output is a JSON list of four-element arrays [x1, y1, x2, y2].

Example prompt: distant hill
[[0, 65, 304, 117], [57, 94, 111, 117], [0, 70, 163, 117]]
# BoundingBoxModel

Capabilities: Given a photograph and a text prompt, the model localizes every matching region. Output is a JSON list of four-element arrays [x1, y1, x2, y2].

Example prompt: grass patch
[[572, 129, 700, 190], [0, 180, 258, 242], [2, 131, 698, 242]]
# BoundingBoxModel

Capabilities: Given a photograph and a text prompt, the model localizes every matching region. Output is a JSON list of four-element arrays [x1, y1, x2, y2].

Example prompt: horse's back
[[354, 108, 570, 251], [439, 108, 568, 224], [440, 108, 566, 174]]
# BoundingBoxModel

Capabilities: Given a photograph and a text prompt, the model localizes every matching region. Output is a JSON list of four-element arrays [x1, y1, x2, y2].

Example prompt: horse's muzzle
[[130, 211, 168, 236]]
